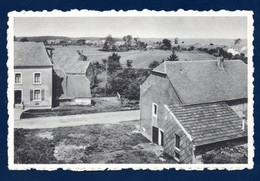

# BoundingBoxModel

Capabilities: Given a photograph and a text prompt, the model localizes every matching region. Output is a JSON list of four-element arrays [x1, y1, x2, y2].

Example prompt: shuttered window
[[41, 90, 44, 101], [30, 90, 33, 101], [33, 89, 41, 101]]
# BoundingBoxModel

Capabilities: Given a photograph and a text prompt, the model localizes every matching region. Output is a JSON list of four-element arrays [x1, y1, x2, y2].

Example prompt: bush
[[108, 68, 150, 100], [149, 60, 160, 70], [14, 129, 56, 164]]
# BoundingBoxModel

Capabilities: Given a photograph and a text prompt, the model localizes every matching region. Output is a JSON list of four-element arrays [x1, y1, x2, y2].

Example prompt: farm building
[[51, 46, 95, 105], [140, 59, 248, 163], [53, 68, 92, 106], [14, 42, 53, 109]]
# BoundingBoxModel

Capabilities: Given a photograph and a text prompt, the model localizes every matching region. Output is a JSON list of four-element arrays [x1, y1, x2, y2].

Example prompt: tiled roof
[[54, 69, 91, 100], [153, 63, 165, 73], [52, 46, 91, 74], [66, 75, 91, 99], [168, 102, 247, 146], [14, 42, 52, 66], [153, 60, 247, 104]]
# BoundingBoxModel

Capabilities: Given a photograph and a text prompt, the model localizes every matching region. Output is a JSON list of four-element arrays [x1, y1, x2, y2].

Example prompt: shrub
[[149, 60, 160, 70], [14, 129, 56, 164]]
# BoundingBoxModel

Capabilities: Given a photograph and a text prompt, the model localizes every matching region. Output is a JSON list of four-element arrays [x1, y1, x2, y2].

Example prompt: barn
[[140, 59, 248, 163], [51, 46, 95, 106]]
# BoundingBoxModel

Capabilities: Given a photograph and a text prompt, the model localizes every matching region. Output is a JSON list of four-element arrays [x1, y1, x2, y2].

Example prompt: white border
[[7, 10, 254, 171]]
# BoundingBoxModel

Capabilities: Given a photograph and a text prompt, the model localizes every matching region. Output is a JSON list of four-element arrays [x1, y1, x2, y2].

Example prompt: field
[[14, 120, 176, 164], [14, 119, 248, 164], [53, 46, 217, 69]]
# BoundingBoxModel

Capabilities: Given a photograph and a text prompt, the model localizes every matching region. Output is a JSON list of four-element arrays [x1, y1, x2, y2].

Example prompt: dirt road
[[14, 110, 140, 129]]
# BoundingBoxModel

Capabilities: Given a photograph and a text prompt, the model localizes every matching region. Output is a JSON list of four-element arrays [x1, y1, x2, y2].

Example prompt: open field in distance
[[53, 46, 218, 69]]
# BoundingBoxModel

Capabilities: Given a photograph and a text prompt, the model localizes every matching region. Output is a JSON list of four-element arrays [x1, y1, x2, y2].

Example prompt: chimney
[[46, 45, 55, 61], [217, 56, 224, 69]]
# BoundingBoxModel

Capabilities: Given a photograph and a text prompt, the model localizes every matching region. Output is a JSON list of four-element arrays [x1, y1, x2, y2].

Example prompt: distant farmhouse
[[140, 59, 248, 163], [51, 46, 94, 106], [14, 42, 53, 109]]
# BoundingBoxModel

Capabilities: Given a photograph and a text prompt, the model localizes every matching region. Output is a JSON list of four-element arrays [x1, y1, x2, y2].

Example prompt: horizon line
[[14, 35, 247, 40]]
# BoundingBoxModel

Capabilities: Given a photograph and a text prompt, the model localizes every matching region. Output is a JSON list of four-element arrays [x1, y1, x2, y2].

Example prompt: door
[[152, 126, 159, 144], [14, 90, 22, 104], [159, 130, 164, 146]]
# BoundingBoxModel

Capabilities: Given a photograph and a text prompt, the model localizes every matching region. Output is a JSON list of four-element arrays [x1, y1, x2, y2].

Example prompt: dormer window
[[33, 72, 41, 84], [15, 73, 22, 84]]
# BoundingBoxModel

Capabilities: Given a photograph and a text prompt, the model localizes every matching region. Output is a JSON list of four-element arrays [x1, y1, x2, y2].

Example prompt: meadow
[[53, 46, 217, 69]]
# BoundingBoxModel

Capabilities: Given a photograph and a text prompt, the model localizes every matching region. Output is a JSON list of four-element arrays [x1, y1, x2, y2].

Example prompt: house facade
[[14, 42, 53, 109], [140, 59, 248, 163]]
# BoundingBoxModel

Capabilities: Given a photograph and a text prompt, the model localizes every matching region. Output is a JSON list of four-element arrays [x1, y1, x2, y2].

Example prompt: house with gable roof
[[51, 46, 95, 106], [14, 42, 53, 109], [140, 58, 248, 163]]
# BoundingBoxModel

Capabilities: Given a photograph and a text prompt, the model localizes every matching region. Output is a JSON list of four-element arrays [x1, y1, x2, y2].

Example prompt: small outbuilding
[[54, 68, 92, 106], [164, 102, 247, 163]]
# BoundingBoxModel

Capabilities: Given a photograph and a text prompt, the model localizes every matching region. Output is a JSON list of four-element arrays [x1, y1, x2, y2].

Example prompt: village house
[[51, 46, 95, 106], [140, 59, 248, 163], [14, 42, 53, 109]]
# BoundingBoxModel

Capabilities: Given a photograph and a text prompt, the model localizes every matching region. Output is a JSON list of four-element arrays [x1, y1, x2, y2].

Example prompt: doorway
[[152, 126, 159, 144], [14, 90, 22, 104], [152, 126, 164, 146]]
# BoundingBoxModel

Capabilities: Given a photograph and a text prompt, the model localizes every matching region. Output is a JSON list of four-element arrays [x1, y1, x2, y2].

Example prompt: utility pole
[[105, 60, 108, 96]]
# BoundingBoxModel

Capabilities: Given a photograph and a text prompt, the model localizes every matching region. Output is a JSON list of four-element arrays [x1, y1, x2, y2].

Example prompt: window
[[153, 103, 158, 116], [33, 89, 41, 101], [33, 72, 41, 84], [15, 73, 22, 84], [175, 134, 180, 149]]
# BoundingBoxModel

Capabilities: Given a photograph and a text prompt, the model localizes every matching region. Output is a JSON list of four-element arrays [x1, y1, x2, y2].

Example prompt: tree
[[76, 39, 85, 46], [167, 50, 179, 61], [149, 60, 160, 69], [123, 35, 133, 47], [234, 38, 241, 45], [107, 53, 122, 74], [93, 61, 102, 70], [174, 37, 179, 44], [20, 37, 28, 42], [126, 60, 133, 68], [102, 34, 115, 51], [108, 68, 150, 100], [162, 39, 172, 50]]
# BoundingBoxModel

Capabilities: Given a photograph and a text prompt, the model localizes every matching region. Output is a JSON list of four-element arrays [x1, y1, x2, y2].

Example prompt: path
[[14, 110, 140, 129]]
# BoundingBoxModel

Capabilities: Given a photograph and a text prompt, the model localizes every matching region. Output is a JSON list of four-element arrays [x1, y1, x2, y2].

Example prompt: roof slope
[[66, 75, 91, 98], [52, 46, 91, 74], [14, 42, 52, 66], [169, 102, 247, 146], [154, 60, 247, 104]]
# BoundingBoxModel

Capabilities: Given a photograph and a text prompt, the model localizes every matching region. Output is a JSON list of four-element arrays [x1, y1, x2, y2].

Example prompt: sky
[[14, 16, 247, 39]]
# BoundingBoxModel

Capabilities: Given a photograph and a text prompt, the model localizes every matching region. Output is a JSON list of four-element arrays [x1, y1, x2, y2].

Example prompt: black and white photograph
[[7, 10, 254, 170]]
